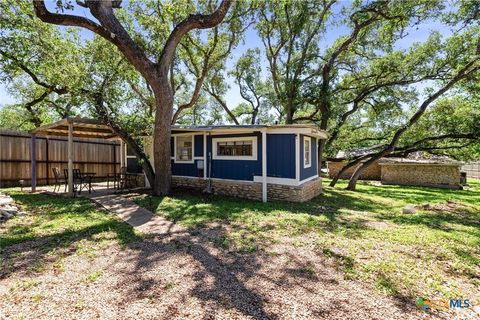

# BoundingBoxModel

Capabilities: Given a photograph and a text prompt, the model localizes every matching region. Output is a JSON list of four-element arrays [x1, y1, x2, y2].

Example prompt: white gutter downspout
[[295, 133, 300, 185], [262, 128, 267, 202], [203, 131, 207, 179]]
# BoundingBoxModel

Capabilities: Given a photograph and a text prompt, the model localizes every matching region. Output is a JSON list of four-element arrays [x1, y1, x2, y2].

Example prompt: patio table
[[81, 172, 96, 193]]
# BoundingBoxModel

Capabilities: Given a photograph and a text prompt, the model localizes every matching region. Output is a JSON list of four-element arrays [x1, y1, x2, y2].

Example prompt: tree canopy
[[0, 0, 479, 192]]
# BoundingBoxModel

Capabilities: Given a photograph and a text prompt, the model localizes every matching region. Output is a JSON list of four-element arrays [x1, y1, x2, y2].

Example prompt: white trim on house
[[171, 132, 204, 137], [173, 174, 320, 186], [304, 136, 312, 168], [172, 126, 328, 139], [299, 174, 319, 185], [173, 135, 194, 164], [172, 175, 253, 184], [254, 176, 297, 186], [266, 127, 327, 139], [253, 174, 319, 186], [295, 134, 300, 182], [211, 136, 258, 161]]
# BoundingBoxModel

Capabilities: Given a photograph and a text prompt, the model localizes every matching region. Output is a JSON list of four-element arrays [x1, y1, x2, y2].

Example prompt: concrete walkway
[[86, 193, 186, 236]]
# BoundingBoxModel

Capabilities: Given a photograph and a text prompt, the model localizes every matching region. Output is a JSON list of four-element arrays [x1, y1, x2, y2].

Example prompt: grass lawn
[[134, 179, 480, 302], [1, 191, 141, 265], [1, 180, 478, 318]]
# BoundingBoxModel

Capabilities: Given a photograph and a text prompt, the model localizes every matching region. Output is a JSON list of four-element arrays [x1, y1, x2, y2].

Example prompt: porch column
[[67, 120, 74, 196], [30, 133, 36, 192], [262, 129, 267, 202]]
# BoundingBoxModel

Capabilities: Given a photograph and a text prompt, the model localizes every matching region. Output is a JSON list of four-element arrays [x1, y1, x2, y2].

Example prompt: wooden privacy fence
[[0, 129, 121, 187]]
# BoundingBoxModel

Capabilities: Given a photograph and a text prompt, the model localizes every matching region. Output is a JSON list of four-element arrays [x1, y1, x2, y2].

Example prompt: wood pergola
[[30, 116, 121, 196]]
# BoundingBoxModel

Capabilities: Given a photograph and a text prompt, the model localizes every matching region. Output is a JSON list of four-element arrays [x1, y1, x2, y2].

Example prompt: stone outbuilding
[[327, 159, 382, 181], [379, 158, 462, 189], [327, 157, 463, 190]]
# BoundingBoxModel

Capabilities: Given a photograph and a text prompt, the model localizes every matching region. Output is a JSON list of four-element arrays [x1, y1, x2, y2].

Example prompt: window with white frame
[[304, 136, 311, 168], [212, 137, 257, 160], [175, 135, 193, 162]]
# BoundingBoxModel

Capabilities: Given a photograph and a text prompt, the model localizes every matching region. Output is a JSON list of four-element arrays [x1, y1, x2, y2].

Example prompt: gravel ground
[[0, 224, 462, 320]]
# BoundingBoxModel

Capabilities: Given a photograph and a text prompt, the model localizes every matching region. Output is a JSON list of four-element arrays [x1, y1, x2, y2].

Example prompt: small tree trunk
[[346, 152, 387, 191], [152, 83, 173, 196], [329, 157, 364, 187]]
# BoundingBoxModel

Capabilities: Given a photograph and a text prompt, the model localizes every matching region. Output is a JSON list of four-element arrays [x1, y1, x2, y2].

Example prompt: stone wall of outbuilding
[[380, 163, 461, 189], [327, 160, 381, 180], [171, 176, 322, 202]]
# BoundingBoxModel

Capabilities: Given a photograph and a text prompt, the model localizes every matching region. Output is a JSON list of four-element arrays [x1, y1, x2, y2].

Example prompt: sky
[[0, 1, 453, 111]]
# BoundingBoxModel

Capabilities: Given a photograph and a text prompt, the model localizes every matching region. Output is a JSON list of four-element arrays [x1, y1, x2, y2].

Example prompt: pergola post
[[120, 140, 124, 168], [67, 120, 74, 196], [31, 133, 36, 193]]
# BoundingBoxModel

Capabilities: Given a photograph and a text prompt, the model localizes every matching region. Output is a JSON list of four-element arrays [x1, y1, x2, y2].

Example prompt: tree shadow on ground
[[1, 190, 427, 319], [134, 186, 386, 238], [0, 192, 141, 280], [358, 181, 480, 207]]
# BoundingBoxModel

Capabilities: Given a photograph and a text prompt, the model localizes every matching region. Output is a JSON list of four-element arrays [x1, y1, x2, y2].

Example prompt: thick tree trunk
[[317, 112, 329, 175], [285, 106, 294, 124], [152, 82, 173, 196]]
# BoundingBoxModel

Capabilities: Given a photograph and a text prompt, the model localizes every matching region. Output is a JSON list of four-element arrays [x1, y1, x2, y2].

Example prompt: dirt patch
[[1, 222, 438, 320]]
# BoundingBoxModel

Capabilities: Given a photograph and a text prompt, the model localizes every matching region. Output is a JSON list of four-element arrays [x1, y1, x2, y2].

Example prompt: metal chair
[[63, 169, 88, 194], [51, 167, 65, 193], [73, 169, 89, 193]]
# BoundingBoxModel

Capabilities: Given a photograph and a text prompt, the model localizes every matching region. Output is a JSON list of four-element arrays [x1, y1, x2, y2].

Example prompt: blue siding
[[194, 135, 203, 157], [171, 159, 202, 177], [300, 135, 318, 181], [170, 133, 203, 177], [267, 134, 296, 178], [207, 133, 262, 181]]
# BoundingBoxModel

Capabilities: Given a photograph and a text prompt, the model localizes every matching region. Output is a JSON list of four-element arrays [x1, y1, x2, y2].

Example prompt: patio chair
[[63, 169, 88, 194], [73, 169, 89, 193], [51, 167, 65, 193]]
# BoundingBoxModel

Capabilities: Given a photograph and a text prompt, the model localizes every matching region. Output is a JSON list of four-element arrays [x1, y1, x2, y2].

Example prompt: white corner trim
[[173, 134, 194, 164], [304, 136, 311, 168], [295, 134, 300, 182], [212, 136, 258, 161]]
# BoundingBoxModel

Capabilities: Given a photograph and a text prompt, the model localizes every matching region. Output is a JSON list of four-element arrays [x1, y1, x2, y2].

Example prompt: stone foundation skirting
[[171, 176, 322, 202]]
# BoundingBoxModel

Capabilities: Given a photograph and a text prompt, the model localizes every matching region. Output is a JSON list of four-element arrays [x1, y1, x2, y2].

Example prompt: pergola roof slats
[[30, 116, 118, 139]]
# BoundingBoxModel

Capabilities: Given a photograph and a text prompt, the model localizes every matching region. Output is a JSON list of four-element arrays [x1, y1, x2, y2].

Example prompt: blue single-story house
[[145, 125, 327, 202]]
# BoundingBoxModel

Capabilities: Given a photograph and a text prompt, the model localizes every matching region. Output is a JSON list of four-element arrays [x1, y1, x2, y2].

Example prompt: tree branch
[[158, 0, 233, 73]]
